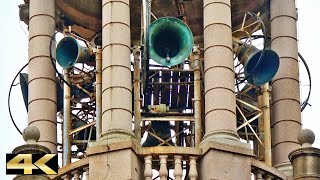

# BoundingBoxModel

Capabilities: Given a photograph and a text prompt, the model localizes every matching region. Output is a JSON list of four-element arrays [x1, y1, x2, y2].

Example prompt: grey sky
[[0, 0, 319, 179]]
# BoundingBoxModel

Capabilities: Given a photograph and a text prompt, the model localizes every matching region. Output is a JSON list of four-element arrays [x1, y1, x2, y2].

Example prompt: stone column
[[198, 1, 253, 179], [202, 0, 238, 143], [100, 0, 134, 143], [289, 129, 320, 180], [87, 1, 143, 179], [271, 0, 301, 174], [28, 0, 57, 153]]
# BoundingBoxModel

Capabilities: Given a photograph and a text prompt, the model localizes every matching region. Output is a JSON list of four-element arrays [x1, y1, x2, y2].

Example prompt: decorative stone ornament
[[297, 129, 315, 147]]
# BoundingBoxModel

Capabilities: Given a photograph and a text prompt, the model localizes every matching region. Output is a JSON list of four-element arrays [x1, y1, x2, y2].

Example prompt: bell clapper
[[165, 48, 171, 62]]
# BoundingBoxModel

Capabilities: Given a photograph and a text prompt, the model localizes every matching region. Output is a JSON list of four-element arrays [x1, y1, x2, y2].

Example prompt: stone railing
[[49, 146, 290, 180], [139, 146, 201, 180], [49, 158, 89, 180], [251, 159, 287, 180]]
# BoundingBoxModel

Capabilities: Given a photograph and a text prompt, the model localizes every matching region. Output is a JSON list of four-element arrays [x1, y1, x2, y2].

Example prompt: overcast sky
[[0, 0, 319, 179]]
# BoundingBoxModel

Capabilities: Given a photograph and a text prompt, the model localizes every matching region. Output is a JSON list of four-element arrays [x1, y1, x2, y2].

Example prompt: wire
[[8, 63, 28, 135], [299, 53, 312, 112]]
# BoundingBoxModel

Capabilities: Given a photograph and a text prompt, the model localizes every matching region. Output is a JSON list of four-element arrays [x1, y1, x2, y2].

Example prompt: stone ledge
[[201, 139, 254, 157], [87, 140, 139, 156], [138, 146, 201, 160]]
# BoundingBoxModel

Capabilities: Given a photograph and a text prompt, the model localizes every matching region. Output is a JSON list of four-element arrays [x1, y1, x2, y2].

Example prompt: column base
[[275, 162, 293, 178], [89, 129, 137, 147], [87, 140, 143, 180], [199, 140, 254, 179], [200, 130, 250, 149]]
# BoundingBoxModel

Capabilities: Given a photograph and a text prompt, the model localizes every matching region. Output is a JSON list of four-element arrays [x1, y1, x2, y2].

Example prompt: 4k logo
[[6, 154, 58, 175]]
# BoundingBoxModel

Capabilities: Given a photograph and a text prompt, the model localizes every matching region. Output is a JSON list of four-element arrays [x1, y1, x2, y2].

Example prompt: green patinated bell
[[149, 17, 194, 66], [56, 36, 91, 68]]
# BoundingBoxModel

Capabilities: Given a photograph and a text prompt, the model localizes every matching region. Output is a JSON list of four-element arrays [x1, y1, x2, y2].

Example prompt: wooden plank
[[188, 72, 194, 109], [170, 70, 179, 109], [152, 75, 160, 105], [177, 71, 188, 110], [160, 71, 171, 106]]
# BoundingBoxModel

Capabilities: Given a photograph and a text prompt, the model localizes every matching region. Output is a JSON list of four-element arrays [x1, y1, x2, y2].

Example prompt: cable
[[299, 53, 312, 112], [249, 35, 312, 112], [8, 63, 28, 135]]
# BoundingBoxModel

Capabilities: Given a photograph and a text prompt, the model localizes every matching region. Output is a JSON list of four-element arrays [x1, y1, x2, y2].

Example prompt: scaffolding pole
[[63, 68, 71, 166], [95, 46, 102, 139], [133, 46, 142, 142], [262, 83, 272, 166], [193, 46, 202, 147]]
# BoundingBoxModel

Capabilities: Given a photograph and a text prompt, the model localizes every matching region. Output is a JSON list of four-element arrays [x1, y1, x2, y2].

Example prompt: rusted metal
[[262, 84, 272, 166], [192, 46, 202, 147], [69, 121, 96, 136], [133, 46, 142, 142], [95, 46, 102, 139], [63, 68, 71, 166]]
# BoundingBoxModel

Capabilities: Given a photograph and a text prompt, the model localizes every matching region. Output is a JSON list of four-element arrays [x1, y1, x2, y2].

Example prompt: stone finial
[[22, 126, 40, 144], [297, 129, 315, 147]]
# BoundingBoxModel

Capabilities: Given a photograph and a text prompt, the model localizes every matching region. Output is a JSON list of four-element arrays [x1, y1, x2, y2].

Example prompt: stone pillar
[[271, 0, 301, 174], [99, 0, 134, 143], [202, 0, 238, 143], [289, 129, 320, 180], [87, 1, 143, 179], [28, 0, 57, 153], [199, 1, 253, 179]]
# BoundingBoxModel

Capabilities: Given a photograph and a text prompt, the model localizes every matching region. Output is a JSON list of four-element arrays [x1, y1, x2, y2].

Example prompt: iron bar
[[95, 46, 102, 139], [63, 68, 71, 166], [192, 46, 202, 147], [142, 116, 194, 121], [69, 121, 96, 136], [133, 46, 142, 142], [262, 83, 272, 165]]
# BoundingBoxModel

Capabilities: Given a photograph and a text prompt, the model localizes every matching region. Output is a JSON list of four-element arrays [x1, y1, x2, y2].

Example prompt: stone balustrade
[[49, 158, 89, 180], [140, 146, 201, 180], [251, 159, 288, 180]]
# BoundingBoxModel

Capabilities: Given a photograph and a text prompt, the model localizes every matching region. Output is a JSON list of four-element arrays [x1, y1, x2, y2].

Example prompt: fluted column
[[101, 0, 134, 142], [28, 0, 57, 153], [202, 0, 238, 142], [271, 0, 301, 172]]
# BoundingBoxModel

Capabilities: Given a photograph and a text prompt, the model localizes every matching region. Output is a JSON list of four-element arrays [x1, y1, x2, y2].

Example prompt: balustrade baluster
[[83, 166, 89, 180], [144, 155, 153, 180], [265, 174, 274, 180], [189, 156, 198, 180], [255, 170, 264, 180], [159, 155, 168, 180], [61, 174, 70, 180], [174, 155, 183, 180], [71, 170, 81, 180]]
